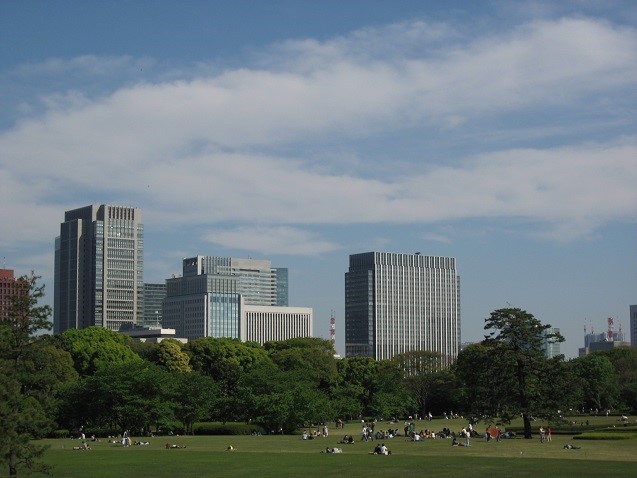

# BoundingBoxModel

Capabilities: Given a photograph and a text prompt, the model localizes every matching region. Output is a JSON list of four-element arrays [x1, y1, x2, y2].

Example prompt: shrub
[[574, 432, 637, 440], [50, 429, 71, 439], [192, 422, 266, 436]]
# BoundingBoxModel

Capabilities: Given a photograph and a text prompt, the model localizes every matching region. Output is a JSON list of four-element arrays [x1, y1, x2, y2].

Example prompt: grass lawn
[[19, 417, 637, 478]]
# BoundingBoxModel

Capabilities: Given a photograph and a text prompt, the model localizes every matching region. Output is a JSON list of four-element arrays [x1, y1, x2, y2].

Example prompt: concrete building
[[54, 205, 143, 333], [243, 304, 312, 345], [345, 251, 460, 365], [163, 256, 309, 343], [120, 326, 186, 343], [0, 269, 28, 321]]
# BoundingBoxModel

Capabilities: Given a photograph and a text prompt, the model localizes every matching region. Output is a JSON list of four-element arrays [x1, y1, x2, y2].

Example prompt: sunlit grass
[[20, 416, 637, 478]]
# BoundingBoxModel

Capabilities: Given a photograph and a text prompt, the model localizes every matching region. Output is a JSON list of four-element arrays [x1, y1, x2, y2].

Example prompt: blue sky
[[1, 1, 636, 358]]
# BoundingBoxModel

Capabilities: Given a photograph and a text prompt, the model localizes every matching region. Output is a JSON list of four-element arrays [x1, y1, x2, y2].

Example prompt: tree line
[[1, 274, 636, 476]]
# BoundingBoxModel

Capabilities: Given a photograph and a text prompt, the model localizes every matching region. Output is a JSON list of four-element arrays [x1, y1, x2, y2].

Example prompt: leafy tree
[[237, 363, 332, 433], [392, 350, 443, 417], [329, 384, 364, 421], [62, 362, 174, 434], [453, 343, 510, 418], [571, 353, 618, 411], [186, 337, 271, 421], [57, 326, 141, 375], [172, 372, 218, 434], [335, 356, 379, 416], [0, 273, 71, 476], [265, 337, 338, 391], [593, 347, 637, 412], [369, 360, 413, 419], [537, 356, 582, 423], [155, 339, 191, 373], [482, 307, 564, 438]]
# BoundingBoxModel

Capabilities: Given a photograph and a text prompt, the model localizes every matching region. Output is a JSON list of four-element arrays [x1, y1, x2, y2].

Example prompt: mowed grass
[[21, 418, 637, 478]]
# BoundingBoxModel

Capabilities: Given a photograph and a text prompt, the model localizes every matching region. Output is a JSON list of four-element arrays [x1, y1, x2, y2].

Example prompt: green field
[[18, 417, 637, 478]]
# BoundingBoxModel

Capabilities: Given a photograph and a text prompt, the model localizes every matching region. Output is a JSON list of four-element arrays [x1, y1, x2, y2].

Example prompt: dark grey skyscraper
[[54, 204, 143, 333], [345, 252, 460, 365]]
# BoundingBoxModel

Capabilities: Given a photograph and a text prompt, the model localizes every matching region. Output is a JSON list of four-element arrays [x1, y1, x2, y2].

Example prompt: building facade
[[243, 304, 312, 345], [631, 305, 637, 347], [0, 269, 28, 321], [345, 252, 460, 365], [181, 256, 287, 306], [542, 327, 561, 358], [163, 273, 241, 340], [578, 319, 629, 356], [54, 204, 143, 333], [143, 283, 167, 327], [163, 256, 309, 343]]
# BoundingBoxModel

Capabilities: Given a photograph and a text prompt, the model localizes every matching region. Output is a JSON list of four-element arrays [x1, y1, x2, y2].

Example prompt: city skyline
[[1, 1, 636, 357]]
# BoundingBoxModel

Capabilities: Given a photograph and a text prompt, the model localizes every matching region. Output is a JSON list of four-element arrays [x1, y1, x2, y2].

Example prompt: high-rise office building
[[345, 252, 460, 365], [143, 283, 167, 327], [54, 204, 143, 333], [182, 256, 287, 306], [630, 305, 637, 347], [163, 272, 241, 340], [542, 327, 561, 358], [163, 256, 309, 342]]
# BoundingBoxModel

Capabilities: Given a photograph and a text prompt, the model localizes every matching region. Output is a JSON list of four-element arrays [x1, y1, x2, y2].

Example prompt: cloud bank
[[1, 16, 636, 256]]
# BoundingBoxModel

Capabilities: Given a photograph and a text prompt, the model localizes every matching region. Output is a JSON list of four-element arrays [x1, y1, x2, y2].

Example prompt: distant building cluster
[[2, 202, 626, 360], [53, 204, 308, 345], [47, 204, 467, 361], [578, 316, 631, 356]]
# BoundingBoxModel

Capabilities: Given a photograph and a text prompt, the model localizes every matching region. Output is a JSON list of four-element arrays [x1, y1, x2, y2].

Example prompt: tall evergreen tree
[[482, 307, 564, 438], [0, 273, 71, 476]]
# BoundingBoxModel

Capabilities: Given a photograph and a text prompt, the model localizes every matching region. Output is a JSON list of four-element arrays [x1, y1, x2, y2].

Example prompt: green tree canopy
[[392, 350, 443, 417], [571, 352, 618, 411], [62, 361, 174, 434], [57, 326, 141, 376], [265, 337, 338, 391], [155, 339, 192, 373]]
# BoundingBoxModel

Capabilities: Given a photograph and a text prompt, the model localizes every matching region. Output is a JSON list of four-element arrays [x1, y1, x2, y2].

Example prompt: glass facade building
[[182, 256, 287, 306], [163, 273, 241, 341], [54, 205, 143, 333], [345, 252, 460, 365], [163, 256, 306, 342], [143, 282, 167, 327], [542, 327, 562, 359]]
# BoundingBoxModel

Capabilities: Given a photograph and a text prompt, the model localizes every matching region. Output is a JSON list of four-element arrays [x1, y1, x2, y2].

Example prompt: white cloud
[[203, 226, 341, 256], [421, 233, 452, 244], [1, 16, 636, 254]]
